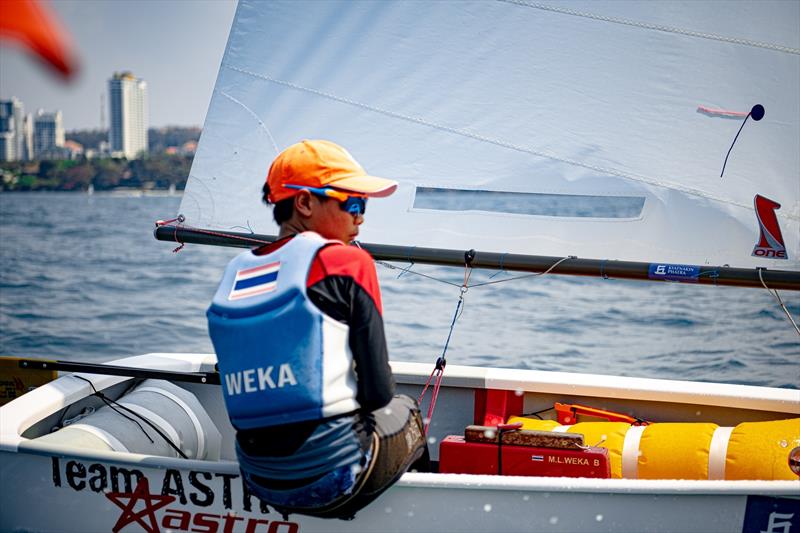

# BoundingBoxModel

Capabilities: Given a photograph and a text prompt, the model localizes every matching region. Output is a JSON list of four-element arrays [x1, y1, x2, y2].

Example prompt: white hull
[[1, 353, 798, 532]]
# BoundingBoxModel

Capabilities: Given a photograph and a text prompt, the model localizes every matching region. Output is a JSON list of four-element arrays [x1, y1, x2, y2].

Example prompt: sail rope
[[501, 1, 800, 55], [353, 240, 574, 290], [758, 269, 800, 336], [155, 217, 271, 253], [72, 375, 189, 459], [158, 222, 800, 346], [416, 257, 473, 434]]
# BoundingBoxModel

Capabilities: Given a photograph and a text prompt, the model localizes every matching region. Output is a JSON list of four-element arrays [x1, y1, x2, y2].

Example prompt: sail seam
[[500, 0, 800, 55], [218, 90, 280, 154], [225, 64, 798, 222]]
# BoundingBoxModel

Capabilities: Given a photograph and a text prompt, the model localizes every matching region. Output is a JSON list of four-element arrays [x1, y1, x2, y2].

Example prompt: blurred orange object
[[0, 0, 78, 78]]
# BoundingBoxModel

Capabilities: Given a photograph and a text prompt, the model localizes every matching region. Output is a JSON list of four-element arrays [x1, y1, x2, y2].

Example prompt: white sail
[[180, 0, 799, 270]]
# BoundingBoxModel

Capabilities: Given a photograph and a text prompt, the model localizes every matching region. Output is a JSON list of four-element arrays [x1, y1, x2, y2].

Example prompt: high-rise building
[[33, 109, 65, 157], [0, 97, 26, 161], [108, 71, 148, 159], [22, 114, 34, 160], [0, 101, 14, 161]]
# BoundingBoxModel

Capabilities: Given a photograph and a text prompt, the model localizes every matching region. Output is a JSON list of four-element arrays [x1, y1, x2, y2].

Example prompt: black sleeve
[[307, 275, 395, 412]]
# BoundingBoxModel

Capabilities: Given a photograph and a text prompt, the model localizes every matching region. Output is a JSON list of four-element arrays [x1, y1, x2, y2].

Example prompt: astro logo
[[752, 195, 788, 260], [105, 477, 299, 532], [106, 477, 175, 533]]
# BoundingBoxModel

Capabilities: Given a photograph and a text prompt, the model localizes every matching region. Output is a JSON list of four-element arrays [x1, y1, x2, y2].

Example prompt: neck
[[278, 219, 309, 239]]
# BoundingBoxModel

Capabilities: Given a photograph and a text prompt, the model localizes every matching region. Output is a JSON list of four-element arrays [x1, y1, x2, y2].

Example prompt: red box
[[439, 435, 610, 478]]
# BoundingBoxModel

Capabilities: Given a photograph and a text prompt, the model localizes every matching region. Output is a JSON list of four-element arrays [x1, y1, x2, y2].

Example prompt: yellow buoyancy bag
[[636, 422, 718, 480], [507, 416, 800, 480], [725, 419, 800, 480]]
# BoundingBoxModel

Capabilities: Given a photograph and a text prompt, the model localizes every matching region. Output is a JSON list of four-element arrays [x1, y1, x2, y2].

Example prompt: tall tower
[[108, 71, 148, 159], [0, 97, 25, 161], [22, 114, 34, 160], [0, 100, 16, 161], [33, 109, 65, 157]]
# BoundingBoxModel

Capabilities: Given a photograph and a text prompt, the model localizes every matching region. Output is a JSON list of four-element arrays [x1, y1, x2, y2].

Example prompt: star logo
[[105, 477, 175, 533]]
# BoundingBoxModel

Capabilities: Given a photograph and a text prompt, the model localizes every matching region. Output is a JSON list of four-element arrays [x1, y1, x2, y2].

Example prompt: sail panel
[[181, 0, 799, 270]]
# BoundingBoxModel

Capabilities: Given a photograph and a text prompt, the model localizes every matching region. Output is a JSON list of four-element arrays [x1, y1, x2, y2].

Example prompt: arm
[[307, 245, 395, 411]]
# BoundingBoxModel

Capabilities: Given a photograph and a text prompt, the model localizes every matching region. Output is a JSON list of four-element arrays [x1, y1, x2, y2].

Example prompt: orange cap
[[266, 140, 398, 203]]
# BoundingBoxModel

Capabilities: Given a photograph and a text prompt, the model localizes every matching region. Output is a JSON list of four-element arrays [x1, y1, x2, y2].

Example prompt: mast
[[154, 225, 800, 291]]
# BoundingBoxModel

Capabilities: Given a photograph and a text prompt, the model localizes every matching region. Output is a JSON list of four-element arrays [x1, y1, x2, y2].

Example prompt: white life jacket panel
[[207, 232, 359, 429]]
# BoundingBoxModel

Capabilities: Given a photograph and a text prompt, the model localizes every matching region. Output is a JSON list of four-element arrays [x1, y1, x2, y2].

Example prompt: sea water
[[1, 193, 797, 389]]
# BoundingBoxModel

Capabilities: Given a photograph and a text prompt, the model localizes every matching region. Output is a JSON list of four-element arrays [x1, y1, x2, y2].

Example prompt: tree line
[[0, 154, 193, 192], [66, 126, 201, 152], [1, 126, 200, 192]]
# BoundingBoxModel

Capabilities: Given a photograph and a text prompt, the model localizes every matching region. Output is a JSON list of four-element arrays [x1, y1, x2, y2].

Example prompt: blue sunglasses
[[284, 184, 367, 216]]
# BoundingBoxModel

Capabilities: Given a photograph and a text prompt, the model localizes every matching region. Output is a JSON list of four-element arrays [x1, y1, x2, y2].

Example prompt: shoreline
[[0, 189, 184, 196]]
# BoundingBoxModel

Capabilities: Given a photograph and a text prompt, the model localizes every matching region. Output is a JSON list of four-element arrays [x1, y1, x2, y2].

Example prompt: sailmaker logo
[[752, 195, 788, 260]]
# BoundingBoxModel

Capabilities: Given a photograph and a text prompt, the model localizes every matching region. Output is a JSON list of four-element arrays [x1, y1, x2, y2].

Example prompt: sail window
[[413, 187, 645, 218]]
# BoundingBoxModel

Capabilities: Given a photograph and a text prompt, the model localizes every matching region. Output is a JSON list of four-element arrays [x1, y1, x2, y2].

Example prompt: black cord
[[521, 406, 555, 420], [72, 375, 188, 459], [720, 114, 750, 177], [720, 104, 765, 178]]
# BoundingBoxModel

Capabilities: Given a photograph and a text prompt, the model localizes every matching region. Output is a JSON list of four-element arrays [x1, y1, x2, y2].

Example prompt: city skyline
[[0, 0, 237, 131]]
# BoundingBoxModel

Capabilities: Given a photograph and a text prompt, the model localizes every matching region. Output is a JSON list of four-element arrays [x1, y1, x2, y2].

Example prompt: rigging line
[[758, 269, 800, 336], [72, 375, 189, 459], [155, 220, 272, 247], [218, 90, 280, 155], [71, 375, 153, 444], [467, 256, 573, 288], [225, 64, 791, 220], [500, 0, 800, 55], [375, 259, 462, 287], [352, 240, 464, 287]]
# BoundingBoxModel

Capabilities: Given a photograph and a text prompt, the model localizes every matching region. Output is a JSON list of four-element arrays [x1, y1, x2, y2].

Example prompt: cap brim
[[329, 175, 398, 198]]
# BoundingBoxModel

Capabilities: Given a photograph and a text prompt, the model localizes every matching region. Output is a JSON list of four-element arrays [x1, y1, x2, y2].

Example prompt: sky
[[0, 0, 238, 131]]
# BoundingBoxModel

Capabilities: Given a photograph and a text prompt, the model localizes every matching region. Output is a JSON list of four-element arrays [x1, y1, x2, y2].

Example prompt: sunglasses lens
[[342, 196, 366, 216]]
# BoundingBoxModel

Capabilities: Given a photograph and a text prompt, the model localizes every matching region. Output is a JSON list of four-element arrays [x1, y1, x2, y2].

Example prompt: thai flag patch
[[531, 455, 544, 462], [229, 261, 280, 300]]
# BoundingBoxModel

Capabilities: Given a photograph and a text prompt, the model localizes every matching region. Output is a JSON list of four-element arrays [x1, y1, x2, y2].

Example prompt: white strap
[[552, 425, 570, 433], [621, 425, 646, 479], [708, 426, 734, 480]]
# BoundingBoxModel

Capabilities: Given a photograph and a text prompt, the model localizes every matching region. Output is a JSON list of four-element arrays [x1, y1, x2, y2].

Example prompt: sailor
[[207, 140, 428, 519]]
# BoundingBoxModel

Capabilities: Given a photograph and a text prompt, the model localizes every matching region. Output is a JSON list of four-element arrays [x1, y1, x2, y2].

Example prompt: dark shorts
[[267, 394, 429, 520]]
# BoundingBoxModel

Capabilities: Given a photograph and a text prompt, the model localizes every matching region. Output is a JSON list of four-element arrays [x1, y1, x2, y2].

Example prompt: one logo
[[229, 261, 280, 300], [760, 512, 795, 533], [654, 265, 667, 275], [752, 195, 788, 260], [106, 477, 175, 533], [743, 496, 800, 533]]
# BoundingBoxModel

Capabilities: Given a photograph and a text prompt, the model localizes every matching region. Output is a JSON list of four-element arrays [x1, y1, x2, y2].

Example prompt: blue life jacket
[[207, 232, 360, 430]]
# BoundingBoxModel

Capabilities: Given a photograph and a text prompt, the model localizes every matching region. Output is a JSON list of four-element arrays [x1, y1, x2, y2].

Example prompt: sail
[[180, 0, 799, 271]]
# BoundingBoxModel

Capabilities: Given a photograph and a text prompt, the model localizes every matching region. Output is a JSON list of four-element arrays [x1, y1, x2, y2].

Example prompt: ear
[[293, 190, 314, 218]]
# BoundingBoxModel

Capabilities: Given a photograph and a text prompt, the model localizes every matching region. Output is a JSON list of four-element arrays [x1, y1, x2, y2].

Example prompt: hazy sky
[[0, 0, 238, 131]]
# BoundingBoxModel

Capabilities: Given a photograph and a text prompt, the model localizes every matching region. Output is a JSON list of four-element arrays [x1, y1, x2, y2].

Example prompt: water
[[1, 193, 798, 389]]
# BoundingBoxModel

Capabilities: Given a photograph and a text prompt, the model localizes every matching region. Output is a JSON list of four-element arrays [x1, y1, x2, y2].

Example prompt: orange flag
[[0, 0, 78, 78]]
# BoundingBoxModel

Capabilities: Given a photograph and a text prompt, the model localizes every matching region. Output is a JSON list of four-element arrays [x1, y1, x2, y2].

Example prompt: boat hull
[[1, 353, 798, 532], [2, 445, 799, 533]]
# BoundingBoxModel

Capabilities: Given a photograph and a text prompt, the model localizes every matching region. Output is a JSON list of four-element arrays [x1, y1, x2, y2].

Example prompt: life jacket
[[207, 232, 360, 430]]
